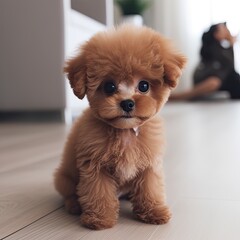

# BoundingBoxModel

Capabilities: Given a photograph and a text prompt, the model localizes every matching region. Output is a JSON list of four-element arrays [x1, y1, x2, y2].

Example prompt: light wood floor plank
[[0, 128, 67, 173], [3, 201, 159, 240], [162, 102, 240, 205], [3, 208, 90, 240], [0, 155, 61, 239], [149, 198, 240, 240], [0, 123, 67, 149]]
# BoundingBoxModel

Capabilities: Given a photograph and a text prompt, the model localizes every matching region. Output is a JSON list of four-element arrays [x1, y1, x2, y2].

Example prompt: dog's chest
[[114, 155, 138, 183], [106, 130, 149, 183]]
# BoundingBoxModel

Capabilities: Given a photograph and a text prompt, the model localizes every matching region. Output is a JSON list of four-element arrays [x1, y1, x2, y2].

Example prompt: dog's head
[[65, 25, 186, 129]]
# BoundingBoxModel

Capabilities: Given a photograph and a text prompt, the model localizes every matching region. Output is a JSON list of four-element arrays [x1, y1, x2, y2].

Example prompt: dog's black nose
[[120, 99, 135, 112]]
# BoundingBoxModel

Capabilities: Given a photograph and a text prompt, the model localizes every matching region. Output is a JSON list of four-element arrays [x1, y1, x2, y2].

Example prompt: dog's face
[[65, 26, 186, 129]]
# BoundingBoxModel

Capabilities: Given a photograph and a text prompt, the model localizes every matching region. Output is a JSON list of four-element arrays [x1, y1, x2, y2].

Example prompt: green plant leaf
[[115, 0, 150, 15]]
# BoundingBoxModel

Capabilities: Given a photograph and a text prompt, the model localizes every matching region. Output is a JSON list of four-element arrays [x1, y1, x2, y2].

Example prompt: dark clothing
[[193, 42, 240, 99]]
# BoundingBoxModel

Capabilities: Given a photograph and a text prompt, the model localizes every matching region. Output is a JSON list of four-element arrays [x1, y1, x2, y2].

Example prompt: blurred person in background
[[171, 22, 240, 100]]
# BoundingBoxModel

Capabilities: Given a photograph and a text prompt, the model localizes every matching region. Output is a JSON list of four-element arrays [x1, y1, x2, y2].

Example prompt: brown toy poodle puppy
[[54, 25, 186, 230]]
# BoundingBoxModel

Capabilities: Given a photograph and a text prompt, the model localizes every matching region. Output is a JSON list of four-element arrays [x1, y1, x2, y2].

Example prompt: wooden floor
[[1, 102, 240, 240]]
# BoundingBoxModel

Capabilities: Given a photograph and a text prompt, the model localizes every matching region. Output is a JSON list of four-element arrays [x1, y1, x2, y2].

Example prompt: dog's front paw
[[134, 205, 171, 225], [80, 212, 117, 230]]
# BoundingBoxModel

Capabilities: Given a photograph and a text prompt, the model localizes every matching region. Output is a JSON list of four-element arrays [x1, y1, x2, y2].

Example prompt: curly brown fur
[[54, 25, 186, 230]]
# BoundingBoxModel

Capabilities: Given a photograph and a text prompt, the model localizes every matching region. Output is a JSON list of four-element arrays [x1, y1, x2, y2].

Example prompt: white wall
[[144, 0, 213, 91], [144, 0, 240, 91]]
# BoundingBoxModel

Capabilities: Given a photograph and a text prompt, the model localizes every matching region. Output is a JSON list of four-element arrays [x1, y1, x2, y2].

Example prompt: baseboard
[[0, 110, 64, 123]]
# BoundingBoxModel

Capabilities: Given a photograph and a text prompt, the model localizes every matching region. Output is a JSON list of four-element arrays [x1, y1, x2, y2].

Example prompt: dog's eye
[[103, 81, 117, 94], [138, 80, 149, 93]]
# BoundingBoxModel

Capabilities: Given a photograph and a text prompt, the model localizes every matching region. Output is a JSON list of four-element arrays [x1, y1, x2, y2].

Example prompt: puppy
[[54, 25, 186, 230]]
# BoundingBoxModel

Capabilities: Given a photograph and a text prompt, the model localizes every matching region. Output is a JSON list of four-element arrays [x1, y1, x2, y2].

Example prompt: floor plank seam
[[1, 206, 64, 240]]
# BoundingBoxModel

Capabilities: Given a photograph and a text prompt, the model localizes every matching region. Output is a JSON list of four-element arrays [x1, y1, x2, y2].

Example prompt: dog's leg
[[77, 167, 119, 230], [54, 169, 81, 215], [130, 167, 171, 224], [54, 130, 81, 215]]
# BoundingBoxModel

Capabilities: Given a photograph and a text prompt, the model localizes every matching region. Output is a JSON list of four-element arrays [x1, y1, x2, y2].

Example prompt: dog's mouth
[[107, 115, 149, 121], [102, 114, 151, 129], [106, 115, 133, 121], [120, 115, 133, 119]]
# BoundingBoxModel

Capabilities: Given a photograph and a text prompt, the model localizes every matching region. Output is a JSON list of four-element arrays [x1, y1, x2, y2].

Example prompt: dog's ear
[[160, 39, 187, 89], [163, 53, 186, 88], [64, 52, 87, 100]]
